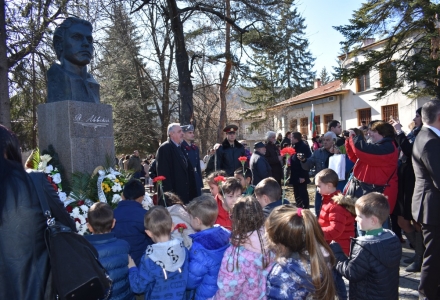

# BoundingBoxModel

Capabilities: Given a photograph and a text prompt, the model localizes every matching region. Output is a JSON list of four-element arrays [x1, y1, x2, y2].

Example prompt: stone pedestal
[[38, 101, 115, 178]]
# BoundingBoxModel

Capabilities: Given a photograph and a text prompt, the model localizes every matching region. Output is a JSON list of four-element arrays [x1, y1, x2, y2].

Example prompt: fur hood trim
[[332, 193, 356, 216], [221, 138, 244, 149]]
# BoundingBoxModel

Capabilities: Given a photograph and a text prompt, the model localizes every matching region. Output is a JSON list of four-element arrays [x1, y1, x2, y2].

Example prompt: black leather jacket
[[0, 170, 75, 300]]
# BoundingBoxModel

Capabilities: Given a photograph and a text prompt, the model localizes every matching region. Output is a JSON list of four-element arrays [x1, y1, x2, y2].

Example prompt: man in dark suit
[[156, 123, 196, 204], [289, 132, 312, 208], [412, 100, 440, 300]]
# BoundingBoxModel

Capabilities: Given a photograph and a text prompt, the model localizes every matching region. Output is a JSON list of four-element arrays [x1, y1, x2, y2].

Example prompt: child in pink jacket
[[214, 196, 274, 299]]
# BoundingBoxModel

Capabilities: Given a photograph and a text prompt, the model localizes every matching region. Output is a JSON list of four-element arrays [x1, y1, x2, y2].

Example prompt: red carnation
[[66, 205, 73, 213], [153, 176, 166, 183], [78, 200, 85, 206], [214, 176, 226, 183], [238, 156, 247, 163], [280, 147, 296, 157], [174, 223, 187, 233]]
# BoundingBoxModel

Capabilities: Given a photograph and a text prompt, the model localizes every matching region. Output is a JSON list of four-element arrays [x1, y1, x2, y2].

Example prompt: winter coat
[[330, 229, 402, 300], [265, 141, 283, 185], [127, 155, 142, 173], [168, 204, 195, 249], [394, 127, 420, 217], [187, 226, 231, 299], [156, 139, 197, 204], [290, 141, 312, 185], [215, 194, 232, 230], [263, 199, 291, 218], [250, 150, 272, 186], [266, 253, 316, 300], [181, 140, 203, 197], [112, 200, 153, 266], [129, 238, 188, 299], [85, 233, 134, 300], [214, 228, 274, 299], [216, 139, 247, 176], [345, 136, 399, 212], [318, 192, 355, 255], [280, 137, 292, 149], [0, 171, 76, 300], [300, 147, 333, 175]]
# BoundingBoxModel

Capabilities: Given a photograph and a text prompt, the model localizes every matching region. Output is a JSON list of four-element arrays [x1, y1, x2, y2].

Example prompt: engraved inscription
[[73, 113, 110, 130]]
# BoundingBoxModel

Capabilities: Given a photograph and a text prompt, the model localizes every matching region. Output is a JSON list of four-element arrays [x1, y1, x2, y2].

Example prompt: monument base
[[38, 101, 115, 179]]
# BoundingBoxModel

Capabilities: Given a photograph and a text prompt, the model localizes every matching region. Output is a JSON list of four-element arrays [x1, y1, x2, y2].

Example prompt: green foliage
[[334, 0, 440, 99], [241, 1, 315, 123], [97, 4, 160, 154], [70, 172, 92, 202], [319, 67, 333, 85]]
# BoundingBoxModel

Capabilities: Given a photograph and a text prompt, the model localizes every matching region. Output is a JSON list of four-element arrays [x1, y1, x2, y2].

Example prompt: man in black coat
[[411, 100, 440, 299], [181, 124, 202, 197], [216, 125, 246, 176], [289, 132, 312, 208], [265, 131, 283, 186], [156, 123, 196, 204], [250, 142, 272, 186]]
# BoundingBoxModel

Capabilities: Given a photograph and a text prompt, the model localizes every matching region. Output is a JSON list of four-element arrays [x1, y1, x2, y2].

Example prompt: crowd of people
[[1, 100, 440, 300]]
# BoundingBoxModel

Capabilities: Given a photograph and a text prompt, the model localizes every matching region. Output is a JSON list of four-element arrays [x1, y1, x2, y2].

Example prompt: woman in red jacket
[[345, 121, 399, 226]]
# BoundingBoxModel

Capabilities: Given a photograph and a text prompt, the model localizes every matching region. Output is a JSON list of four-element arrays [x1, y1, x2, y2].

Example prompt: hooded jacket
[[330, 229, 402, 300], [85, 233, 134, 300], [214, 228, 274, 299], [345, 136, 398, 212], [266, 253, 316, 300], [187, 226, 231, 299], [318, 192, 356, 255], [129, 238, 188, 299], [167, 204, 195, 249], [250, 150, 272, 186]]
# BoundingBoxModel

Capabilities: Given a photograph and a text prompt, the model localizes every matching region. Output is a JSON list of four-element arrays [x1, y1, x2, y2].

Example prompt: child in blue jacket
[[85, 202, 134, 300], [186, 195, 231, 299], [128, 206, 188, 299]]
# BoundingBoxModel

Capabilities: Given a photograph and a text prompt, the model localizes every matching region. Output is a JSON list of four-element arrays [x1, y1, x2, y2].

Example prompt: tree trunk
[[217, 0, 231, 142], [0, 0, 10, 128], [167, 0, 193, 126]]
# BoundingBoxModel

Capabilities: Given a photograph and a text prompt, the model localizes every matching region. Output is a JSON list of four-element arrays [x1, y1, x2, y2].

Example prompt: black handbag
[[30, 173, 112, 300], [344, 160, 396, 199]]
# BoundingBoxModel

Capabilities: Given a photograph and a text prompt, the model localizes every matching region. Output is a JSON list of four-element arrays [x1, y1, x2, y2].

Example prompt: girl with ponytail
[[265, 205, 336, 300]]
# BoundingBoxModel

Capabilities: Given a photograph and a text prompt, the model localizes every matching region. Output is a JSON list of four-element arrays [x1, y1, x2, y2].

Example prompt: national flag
[[310, 104, 316, 137]]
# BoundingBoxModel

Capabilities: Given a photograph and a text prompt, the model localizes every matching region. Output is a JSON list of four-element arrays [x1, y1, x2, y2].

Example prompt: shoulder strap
[[29, 172, 53, 219]]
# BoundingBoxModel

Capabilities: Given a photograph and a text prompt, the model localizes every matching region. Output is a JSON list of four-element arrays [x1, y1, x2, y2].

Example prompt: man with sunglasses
[[215, 125, 247, 176]]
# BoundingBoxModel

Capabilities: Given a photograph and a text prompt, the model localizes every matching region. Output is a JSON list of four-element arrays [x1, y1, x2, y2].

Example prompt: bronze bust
[[47, 17, 100, 103]]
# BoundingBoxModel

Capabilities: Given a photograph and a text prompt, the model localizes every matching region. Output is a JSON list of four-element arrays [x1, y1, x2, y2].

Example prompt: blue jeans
[[357, 216, 391, 236], [333, 269, 347, 300]]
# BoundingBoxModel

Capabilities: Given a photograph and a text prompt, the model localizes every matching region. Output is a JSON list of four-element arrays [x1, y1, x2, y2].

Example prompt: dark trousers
[[420, 223, 440, 299], [293, 183, 309, 208]]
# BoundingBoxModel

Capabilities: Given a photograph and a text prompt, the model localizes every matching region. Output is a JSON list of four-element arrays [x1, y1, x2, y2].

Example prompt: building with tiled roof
[[267, 37, 430, 138]]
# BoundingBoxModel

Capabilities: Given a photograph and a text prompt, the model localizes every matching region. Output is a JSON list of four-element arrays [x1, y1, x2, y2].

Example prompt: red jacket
[[345, 136, 399, 213], [318, 191, 356, 255], [215, 194, 232, 230]]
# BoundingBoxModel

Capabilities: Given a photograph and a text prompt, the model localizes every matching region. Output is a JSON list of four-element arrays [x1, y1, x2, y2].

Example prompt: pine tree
[[242, 1, 315, 122], [319, 67, 332, 85], [98, 4, 159, 153], [334, 0, 440, 99]]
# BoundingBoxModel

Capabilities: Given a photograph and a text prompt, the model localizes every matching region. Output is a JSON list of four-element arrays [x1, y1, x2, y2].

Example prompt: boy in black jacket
[[330, 192, 402, 300]]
